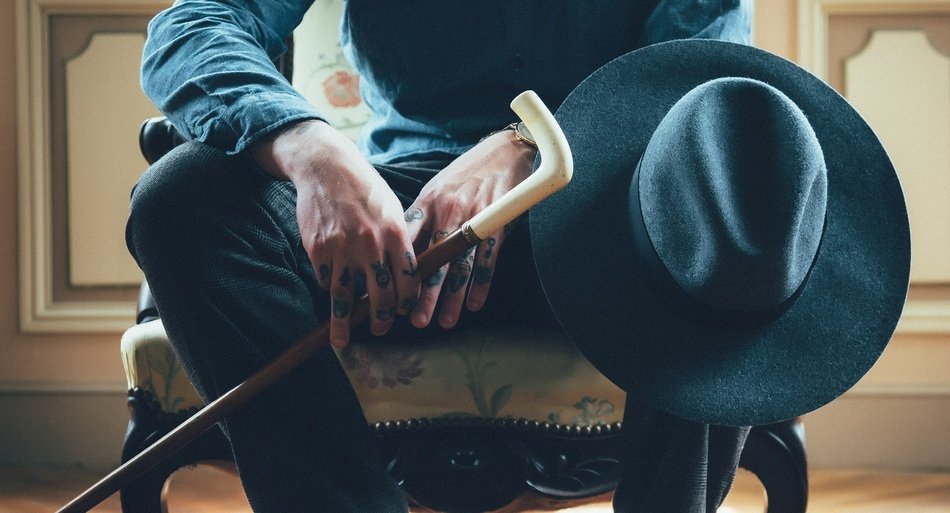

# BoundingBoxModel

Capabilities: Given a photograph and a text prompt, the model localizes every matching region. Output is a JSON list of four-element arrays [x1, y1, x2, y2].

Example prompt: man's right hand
[[250, 120, 421, 348]]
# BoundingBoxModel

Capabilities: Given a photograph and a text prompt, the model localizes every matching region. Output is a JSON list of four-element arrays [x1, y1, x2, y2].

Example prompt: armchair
[[119, 8, 808, 510], [120, 119, 808, 513]]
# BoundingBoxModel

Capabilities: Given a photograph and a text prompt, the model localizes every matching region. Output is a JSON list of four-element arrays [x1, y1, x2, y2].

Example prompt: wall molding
[[849, 381, 950, 398], [15, 0, 166, 333], [896, 299, 950, 334], [798, 0, 950, 334], [798, 0, 950, 78]]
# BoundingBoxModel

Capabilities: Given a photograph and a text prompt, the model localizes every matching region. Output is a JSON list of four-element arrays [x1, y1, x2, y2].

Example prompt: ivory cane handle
[[464, 90, 574, 242]]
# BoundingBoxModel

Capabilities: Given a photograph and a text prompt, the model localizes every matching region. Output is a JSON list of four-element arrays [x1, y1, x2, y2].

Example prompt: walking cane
[[56, 90, 573, 513]]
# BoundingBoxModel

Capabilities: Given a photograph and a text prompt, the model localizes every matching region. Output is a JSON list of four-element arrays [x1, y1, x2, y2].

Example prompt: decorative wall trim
[[896, 299, 950, 334], [798, 0, 950, 334], [798, 0, 950, 78], [848, 381, 950, 398], [15, 0, 166, 333]]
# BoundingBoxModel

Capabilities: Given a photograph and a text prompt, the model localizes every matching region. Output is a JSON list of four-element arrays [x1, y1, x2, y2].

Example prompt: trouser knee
[[125, 142, 256, 266]]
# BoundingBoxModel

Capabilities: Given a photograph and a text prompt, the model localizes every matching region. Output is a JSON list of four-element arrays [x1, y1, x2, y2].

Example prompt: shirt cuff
[[213, 90, 327, 155]]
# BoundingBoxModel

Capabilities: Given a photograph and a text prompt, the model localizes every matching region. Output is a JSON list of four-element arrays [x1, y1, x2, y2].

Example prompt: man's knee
[[126, 142, 236, 263]]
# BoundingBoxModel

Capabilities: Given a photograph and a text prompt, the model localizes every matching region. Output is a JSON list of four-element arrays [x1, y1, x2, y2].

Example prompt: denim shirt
[[142, 0, 751, 164]]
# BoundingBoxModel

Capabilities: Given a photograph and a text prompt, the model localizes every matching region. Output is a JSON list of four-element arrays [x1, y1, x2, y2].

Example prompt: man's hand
[[405, 128, 536, 329], [251, 120, 421, 348]]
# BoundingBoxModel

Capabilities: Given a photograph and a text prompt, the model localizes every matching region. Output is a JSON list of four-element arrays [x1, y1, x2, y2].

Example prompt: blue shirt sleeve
[[644, 0, 752, 45], [141, 0, 320, 155]]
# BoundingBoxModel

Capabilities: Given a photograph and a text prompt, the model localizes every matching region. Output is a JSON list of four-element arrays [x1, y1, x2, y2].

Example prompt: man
[[128, 1, 752, 511]]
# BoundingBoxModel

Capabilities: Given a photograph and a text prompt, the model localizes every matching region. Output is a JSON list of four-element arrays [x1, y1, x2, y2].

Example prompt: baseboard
[[0, 385, 127, 469], [0, 380, 126, 395]]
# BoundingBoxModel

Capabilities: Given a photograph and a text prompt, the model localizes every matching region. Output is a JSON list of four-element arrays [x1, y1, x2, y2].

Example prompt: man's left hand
[[405, 128, 536, 329]]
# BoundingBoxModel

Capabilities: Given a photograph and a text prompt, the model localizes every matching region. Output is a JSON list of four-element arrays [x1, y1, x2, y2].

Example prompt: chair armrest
[[139, 117, 190, 165], [137, 280, 159, 325]]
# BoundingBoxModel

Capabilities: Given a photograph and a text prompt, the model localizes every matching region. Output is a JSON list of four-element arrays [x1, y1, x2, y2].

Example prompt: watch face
[[515, 121, 537, 147]]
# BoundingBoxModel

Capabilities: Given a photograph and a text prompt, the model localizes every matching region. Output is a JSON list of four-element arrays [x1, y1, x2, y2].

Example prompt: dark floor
[[3, 465, 950, 513]]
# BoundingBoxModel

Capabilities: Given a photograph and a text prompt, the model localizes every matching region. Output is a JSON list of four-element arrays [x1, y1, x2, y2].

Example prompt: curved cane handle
[[463, 90, 573, 241]]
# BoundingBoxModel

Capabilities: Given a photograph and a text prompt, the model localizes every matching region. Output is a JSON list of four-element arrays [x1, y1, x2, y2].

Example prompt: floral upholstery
[[121, 320, 204, 413], [291, 0, 371, 141], [120, 319, 626, 426]]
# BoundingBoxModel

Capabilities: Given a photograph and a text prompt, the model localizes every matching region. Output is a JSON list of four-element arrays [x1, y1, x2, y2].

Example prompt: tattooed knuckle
[[316, 263, 332, 283], [337, 267, 355, 288], [370, 261, 392, 289], [330, 293, 352, 319], [446, 271, 469, 293]]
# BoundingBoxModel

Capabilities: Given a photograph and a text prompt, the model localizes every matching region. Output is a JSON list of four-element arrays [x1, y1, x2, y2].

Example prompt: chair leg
[[118, 463, 173, 513], [120, 389, 234, 513], [739, 418, 808, 513]]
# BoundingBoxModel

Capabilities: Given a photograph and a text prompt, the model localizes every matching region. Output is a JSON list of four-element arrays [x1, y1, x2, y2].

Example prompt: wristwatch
[[506, 121, 537, 148]]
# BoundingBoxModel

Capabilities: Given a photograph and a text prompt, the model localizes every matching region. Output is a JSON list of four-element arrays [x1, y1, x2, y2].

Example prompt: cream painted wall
[[754, 0, 798, 59], [0, 0, 129, 467], [754, 0, 950, 470], [2, 0, 949, 472]]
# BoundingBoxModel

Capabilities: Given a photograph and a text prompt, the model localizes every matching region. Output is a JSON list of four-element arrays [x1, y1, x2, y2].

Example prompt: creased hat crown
[[636, 78, 828, 313]]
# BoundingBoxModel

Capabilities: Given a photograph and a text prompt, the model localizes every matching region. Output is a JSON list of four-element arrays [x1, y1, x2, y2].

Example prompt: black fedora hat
[[529, 39, 911, 426]]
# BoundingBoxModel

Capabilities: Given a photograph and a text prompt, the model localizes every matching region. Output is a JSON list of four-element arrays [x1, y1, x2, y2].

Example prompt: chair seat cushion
[[120, 320, 626, 426]]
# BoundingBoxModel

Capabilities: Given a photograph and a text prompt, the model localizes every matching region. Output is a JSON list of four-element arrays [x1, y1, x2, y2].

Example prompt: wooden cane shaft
[[56, 229, 474, 513], [57, 89, 572, 513]]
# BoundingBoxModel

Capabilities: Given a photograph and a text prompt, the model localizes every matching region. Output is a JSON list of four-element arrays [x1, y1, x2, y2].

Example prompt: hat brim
[[529, 40, 910, 426]]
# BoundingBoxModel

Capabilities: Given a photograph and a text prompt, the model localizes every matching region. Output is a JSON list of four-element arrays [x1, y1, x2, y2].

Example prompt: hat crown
[[637, 77, 828, 312]]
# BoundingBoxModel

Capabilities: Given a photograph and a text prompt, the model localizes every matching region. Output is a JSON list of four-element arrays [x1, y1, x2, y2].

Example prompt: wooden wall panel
[[66, 32, 155, 287], [844, 29, 950, 284], [16, 1, 164, 333]]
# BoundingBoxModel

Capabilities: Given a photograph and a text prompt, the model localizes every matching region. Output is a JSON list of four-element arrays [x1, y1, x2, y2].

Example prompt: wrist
[[250, 119, 335, 182], [481, 121, 536, 148]]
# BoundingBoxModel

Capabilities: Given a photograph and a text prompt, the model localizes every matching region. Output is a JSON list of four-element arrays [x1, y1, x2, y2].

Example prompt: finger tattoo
[[484, 238, 496, 260], [371, 261, 391, 288], [404, 207, 424, 222], [376, 307, 396, 322], [447, 258, 472, 293], [339, 267, 352, 287], [447, 270, 469, 293], [332, 296, 351, 319], [318, 264, 331, 282], [403, 251, 418, 277], [425, 268, 445, 288]]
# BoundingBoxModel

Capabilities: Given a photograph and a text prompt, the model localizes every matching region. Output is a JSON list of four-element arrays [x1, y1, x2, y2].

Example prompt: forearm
[[141, 0, 321, 154]]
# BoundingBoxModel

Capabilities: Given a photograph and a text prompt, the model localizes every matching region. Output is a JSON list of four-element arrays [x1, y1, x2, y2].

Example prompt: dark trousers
[[126, 142, 749, 513]]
